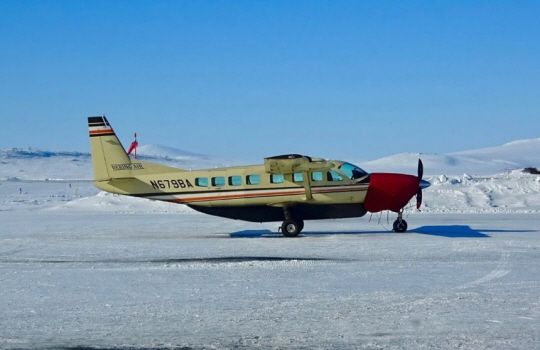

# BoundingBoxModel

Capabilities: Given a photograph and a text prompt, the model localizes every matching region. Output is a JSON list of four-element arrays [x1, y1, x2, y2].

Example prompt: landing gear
[[393, 218, 407, 233], [280, 207, 304, 237], [393, 210, 408, 233], [281, 219, 304, 237]]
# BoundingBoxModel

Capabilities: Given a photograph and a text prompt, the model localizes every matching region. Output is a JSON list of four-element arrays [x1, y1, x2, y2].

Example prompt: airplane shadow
[[231, 229, 399, 238], [229, 230, 286, 238], [411, 225, 536, 238], [230, 226, 536, 239], [411, 225, 490, 238]]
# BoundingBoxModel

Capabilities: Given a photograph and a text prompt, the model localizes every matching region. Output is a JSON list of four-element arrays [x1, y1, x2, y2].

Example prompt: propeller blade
[[417, 159, 428, 209]]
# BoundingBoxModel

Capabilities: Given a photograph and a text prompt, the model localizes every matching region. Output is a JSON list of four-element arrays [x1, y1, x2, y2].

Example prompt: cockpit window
[[338, 162, 367, 180]]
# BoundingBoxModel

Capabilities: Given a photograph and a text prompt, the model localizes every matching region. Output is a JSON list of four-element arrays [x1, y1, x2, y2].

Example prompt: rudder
[[88, 116, 132, 180]]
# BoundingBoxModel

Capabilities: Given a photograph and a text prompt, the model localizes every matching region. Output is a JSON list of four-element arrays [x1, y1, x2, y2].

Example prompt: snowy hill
[[136, 144, 208, 161], [0, 148, 91, 181], [359, 137, 540, 176], [0, 146, 230, 181], [135, 144, 231, 170]]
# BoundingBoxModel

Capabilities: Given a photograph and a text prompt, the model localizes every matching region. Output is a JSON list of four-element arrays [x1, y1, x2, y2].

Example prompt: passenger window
[[246, 174, 260, 185], [195, 177, 208, 187], [228, 175, 242, 186], [270, 174, 284, 184], [293, 172, 304, 182], [211, 176, 225, 187], [311, 171, 323, 182], [327, 171, 343, 182]]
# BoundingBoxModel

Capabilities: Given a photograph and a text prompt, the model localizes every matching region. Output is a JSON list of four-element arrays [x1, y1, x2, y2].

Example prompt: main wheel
[[393, 219, 408, 233], [281, 219, 303, 237]]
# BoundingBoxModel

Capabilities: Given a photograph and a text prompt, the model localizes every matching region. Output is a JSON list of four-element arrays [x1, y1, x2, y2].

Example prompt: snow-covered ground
[[1, 209, 539, 349], [1, 138, 539, 348]]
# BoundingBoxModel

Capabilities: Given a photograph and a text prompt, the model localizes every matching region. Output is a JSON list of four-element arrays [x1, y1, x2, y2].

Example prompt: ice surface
[[1, 179, 540, 349], [1, 209, 539, 349]]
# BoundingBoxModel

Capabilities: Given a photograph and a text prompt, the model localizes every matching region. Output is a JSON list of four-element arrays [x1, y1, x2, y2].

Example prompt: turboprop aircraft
[[88, 116, 430, 237]]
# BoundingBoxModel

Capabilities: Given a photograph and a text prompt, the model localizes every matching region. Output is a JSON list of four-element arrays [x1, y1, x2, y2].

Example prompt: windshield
[[338, 162, 368, 180]]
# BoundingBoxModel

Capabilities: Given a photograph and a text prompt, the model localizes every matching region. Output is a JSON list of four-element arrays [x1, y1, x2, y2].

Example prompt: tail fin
[[88, 116, 184, 184], [88, 116, 132, 180]]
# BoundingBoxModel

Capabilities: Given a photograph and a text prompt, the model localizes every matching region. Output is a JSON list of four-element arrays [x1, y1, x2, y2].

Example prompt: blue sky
[[1, 1, 539, 162]]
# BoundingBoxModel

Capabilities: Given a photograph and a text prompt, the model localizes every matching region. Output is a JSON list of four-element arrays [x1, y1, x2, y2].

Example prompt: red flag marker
[[127, 132, 138, 158]]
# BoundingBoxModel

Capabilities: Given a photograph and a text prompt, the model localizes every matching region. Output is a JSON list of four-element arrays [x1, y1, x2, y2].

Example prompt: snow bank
[[53, 191, 196, 214], [419, 170, 540, 213]]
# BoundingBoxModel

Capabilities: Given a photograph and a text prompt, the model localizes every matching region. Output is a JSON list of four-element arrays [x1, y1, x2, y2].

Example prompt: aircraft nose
[[420, 179, 431, 189]]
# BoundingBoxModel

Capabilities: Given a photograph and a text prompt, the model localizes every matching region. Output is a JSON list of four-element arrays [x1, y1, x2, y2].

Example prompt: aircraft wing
[[264, 154, 335, 202], [264, 154, 333, 174]]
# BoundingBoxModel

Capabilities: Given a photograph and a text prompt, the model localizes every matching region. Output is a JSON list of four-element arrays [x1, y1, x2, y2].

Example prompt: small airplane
[[88, 116, 430, 237]]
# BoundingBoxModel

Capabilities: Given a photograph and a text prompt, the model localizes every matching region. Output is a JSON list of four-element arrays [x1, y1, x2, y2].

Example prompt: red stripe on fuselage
[[152, 185, 368, 204]]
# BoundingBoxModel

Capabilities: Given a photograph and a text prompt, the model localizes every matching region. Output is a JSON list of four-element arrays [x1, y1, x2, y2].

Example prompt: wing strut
[[303, 171, 312, 200]]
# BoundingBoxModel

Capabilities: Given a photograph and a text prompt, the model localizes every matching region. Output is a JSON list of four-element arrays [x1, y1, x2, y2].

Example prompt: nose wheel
[[393, 218, 408, 233], [392, 210, 408, 233]]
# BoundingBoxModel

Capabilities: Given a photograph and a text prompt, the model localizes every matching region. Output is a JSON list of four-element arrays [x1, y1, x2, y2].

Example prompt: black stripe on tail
[[88, 115, 114, 137], [87, 116, 111, 127]]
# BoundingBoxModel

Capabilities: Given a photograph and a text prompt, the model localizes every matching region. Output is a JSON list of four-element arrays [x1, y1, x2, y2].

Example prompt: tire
[[393, 219, 408, 233], [281, 219, 303, 237]]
